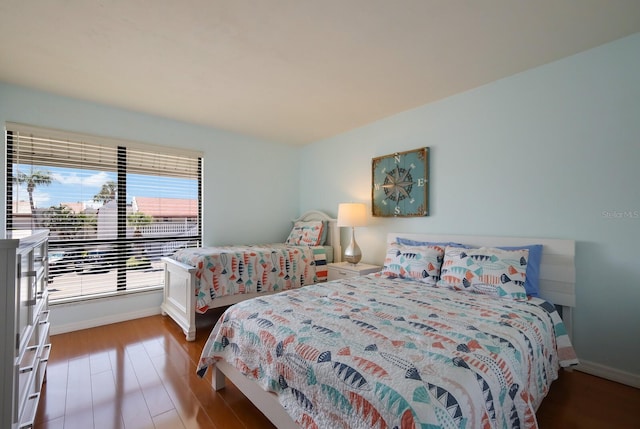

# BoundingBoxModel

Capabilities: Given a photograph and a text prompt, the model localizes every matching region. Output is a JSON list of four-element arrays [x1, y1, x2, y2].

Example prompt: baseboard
[[575, 360, 640, 389], [50, 306, 162, 335]]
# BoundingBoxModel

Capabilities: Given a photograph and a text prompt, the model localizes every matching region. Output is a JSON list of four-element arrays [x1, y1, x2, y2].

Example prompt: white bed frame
[[161, 210, 340, 341], [210, 232, 576, 429]]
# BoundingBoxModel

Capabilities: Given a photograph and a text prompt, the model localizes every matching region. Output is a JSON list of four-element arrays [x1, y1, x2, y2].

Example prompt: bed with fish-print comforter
[[197, 274, 578, 429], [171, 243, 327, 314]]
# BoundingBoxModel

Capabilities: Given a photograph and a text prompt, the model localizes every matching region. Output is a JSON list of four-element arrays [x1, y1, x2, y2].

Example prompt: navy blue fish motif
[[401, 252, 419, 259], [500, 274, 511, 284], [519, 256, 527, 266], [508, 384, 521, 429], [377, 300, 400, 308], [332, 361, 370, 389], [312, 324, 336, 335], [316, 351, 370, 390], [351, 319, 378, 330], [428, 383, 463, 425], [452, 357, 496, 424], [255, 318, 273, 329], [408, 321, 437, 332], [285, 259, 291, 279], [365, 344, 378, 352], [456, 343, 470, 353], [470, 254, 494, 262], [278, 375, 314, 411], [379, 352, 422, 381], [237, 260, 244, 284], [317, 350, 331, 363]]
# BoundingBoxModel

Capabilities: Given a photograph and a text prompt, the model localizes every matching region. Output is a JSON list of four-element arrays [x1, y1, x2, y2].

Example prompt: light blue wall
[[300, 33, 640, 378], [0, 82, 300, 244], [2, 32, 638, 379]]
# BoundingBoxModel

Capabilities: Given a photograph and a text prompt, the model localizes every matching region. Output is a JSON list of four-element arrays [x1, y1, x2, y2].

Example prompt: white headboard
[[294, 210, 341, 263], [388, 233, 576, 337]]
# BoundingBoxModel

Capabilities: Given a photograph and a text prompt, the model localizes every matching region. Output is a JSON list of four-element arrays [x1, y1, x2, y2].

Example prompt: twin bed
[[161, 210, 340, 341], [191, 232, 578, 429]]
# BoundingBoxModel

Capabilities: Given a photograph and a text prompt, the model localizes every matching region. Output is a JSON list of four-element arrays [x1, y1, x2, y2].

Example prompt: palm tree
[[93, 181, 117, 205], [16, 170, 53, 214]]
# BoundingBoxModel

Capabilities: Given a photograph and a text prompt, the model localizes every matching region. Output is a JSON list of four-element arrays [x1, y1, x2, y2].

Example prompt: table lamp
[[337, 203, 367, 265]]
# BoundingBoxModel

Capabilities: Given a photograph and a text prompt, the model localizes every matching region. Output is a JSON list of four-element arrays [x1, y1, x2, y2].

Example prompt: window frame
[[5, 122, 203, 302]]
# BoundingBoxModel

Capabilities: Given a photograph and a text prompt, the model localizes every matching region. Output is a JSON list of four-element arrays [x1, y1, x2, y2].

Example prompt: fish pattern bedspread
[[172, 244, 327, 313], [197, 275, 578, 429]]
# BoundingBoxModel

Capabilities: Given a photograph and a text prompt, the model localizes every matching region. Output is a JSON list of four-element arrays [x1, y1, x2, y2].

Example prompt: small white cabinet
[[327, 261, 381, 281], [0, 230, 50, 429]]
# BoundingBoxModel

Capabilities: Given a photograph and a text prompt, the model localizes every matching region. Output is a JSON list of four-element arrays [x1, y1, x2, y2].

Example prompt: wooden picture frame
[[372, 147, 429, 217]]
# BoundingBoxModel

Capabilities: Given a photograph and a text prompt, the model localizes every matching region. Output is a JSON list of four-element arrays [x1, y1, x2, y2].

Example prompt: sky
[[14, 165, 198, 210]]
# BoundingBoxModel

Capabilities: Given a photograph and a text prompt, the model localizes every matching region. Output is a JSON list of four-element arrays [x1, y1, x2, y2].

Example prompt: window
[[6, 123, 202, 302]]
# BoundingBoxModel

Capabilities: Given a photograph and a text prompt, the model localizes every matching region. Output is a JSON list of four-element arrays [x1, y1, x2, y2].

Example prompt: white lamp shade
[[337, 203, 367, 227]]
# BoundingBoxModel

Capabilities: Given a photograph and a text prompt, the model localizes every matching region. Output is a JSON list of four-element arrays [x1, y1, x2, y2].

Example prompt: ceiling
[[1, 1, 639, 145]]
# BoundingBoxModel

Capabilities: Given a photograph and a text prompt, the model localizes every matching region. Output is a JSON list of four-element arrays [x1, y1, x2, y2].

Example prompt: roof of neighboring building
[[133, 197, 197, 218], [60, 202, 84, 213]]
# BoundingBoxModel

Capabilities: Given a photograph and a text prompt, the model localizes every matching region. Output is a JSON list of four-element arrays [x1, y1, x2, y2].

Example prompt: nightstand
[[327, 261, 381, 281]]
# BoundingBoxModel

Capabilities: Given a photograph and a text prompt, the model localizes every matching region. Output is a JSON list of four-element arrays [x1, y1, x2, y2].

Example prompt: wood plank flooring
[[36, 312, 640, 429]]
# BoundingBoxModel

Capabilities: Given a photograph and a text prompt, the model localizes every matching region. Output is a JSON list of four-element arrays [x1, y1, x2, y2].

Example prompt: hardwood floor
[[36, 312, 640, 429]]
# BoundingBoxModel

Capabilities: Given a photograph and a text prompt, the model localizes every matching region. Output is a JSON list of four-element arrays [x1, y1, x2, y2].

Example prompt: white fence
[[140, 222, 197, 237]]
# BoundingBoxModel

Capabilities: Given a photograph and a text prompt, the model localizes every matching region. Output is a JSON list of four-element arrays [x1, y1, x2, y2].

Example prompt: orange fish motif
[[348, 391, 388, 429]]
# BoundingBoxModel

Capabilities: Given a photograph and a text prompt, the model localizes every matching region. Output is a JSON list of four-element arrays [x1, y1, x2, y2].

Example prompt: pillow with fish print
[[379, 242, 445, 286], [285, 220, 325, 246], [436, 246, 529, 301]]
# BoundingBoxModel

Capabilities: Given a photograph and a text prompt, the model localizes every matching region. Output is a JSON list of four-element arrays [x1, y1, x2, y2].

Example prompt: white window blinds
[[6, 123, 202, 302]]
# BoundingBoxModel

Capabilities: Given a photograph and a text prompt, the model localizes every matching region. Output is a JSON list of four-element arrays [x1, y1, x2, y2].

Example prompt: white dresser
[[0, 230, 50, 429]]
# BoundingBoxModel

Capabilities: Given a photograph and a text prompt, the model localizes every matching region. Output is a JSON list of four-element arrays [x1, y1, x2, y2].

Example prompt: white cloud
[[33, 191, 51, 206], [52, 171, 113, 187]]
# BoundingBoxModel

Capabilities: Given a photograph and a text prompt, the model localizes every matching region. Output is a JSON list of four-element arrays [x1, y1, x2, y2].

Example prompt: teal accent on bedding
[[198, 275, 578, 428], [172, 243, 327, 313]]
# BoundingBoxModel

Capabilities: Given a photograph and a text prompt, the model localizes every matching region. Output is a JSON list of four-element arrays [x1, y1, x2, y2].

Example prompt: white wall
[[0, 82, 301, 330], [300, 33, 640, 382]]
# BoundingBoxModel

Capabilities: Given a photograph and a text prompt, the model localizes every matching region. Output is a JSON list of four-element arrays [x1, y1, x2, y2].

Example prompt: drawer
[[18, 392, 40, 429], [327, 263, 381, 281], [327, 268, 355, 281]]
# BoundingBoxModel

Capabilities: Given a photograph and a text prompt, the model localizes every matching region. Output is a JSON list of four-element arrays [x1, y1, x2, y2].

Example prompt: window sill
[[49, 285, 163, 307]]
